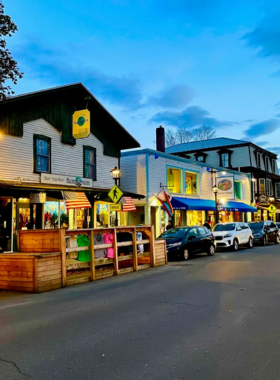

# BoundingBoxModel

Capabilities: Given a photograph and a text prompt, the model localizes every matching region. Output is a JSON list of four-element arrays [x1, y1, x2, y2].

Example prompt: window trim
[[259, 178, 266, 194], [33, 134, 51, 174], [275, 183, 280, 198], [166, 166, 183, 194], [256, 152, 261, 168], [218, 148, 233, 168], [265, 156, 270, 171], [267, 178, 272, 196], [83, 146, 97, 181], [194, 152, 207, 163]]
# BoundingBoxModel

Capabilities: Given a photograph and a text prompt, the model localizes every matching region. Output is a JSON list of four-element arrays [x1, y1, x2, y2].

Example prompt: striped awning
[[120, 197, 136, 212], [62, 191, 92, 212]]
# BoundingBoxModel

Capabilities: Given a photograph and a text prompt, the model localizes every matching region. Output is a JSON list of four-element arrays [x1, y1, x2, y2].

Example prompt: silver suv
[[212, 222, 254, 251]]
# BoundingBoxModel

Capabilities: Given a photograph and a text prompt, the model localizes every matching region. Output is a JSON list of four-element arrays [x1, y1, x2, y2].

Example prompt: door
[[265, 222, 274, 242], [187, 227, 201, 254], [235, 223, 244, 243], [151, 207, 157, 238], [0, 199, 12, 252], [241, 223, 250, 243]]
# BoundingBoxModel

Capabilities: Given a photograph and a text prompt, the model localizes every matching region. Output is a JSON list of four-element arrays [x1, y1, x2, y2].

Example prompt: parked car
[[157, 226, 215, 260], [212, 222, 253, 251], [248, 221, 280, 245], [276, 223, 280, 230]]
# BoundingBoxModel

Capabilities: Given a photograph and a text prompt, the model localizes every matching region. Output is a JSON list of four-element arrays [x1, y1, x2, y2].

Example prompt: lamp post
[[110, 166, 122, 186], [212, 184, 219, 225]]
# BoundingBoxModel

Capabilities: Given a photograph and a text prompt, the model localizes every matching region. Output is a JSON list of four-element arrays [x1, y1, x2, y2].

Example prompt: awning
[[171, 197, 216, 211], [171, 197, 258, 213], [221, 201, 257, 212], [62, 191, 92, 212], [120, 197, 136, 211]]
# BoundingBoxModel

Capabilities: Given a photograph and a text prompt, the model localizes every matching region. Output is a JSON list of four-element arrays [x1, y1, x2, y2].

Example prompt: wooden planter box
[[0, 252, 62, 293], [155, 240, 167, 266]]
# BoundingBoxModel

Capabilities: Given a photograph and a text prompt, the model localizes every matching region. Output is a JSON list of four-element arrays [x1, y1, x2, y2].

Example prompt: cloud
[[245, 119, 280, 138], [242, 10, 280, 60], [14, 39, 144, 110], [148, 85, 195, 109], [275, 114, 280, 118], [255, 140, 269, 147], [150, 105, 234, 129]]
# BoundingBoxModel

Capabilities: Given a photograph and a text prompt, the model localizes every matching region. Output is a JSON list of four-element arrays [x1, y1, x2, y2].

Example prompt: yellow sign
[[110, 204, 122, 211], [108, 185, 123, 204], [73, 109, 90, 139], [268, 204, 277, 213]]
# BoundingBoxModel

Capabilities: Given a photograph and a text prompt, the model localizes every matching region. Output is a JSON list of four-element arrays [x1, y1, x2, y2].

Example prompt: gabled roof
[[0, 83, 140, 156], [166, 137, 249, 153]]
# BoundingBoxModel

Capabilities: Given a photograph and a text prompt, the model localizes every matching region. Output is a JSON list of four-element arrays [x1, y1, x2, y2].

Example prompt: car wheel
[[275, 234, 280, 244], [207, 244, 215, 256], [263, 236, 267, 246], [232, 239, 239, 251], [183, 249, 189, 260], [247, 237, 253, 249]]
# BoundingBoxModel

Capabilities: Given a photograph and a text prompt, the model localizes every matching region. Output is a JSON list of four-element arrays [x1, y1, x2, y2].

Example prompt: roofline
[[121, 148, 251, 178], [1, 82, 140, 149], [167, 141, 277, 158], [168, 136, 250, 150]]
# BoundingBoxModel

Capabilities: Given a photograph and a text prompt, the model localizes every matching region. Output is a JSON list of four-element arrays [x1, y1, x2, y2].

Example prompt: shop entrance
[[0, 198, 13, 252]]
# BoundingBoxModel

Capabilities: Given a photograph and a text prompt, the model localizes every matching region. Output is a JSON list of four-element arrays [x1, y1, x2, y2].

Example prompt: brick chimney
[[156, 125, 165, 153]]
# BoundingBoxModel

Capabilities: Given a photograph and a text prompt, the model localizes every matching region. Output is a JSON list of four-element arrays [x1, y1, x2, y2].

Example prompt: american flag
[[62, 191, 92, 212], [121, 197, 136, 212]]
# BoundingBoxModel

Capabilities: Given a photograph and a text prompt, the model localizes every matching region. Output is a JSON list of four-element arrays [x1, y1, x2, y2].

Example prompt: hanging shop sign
[[108, 185, 123, 204], [72, 109, 90, 139], [259, 194, 268, 203], [41, 174, 93, 188], [217, 177, 234, 200], [30, 193, 46, 203], [110, 204, 122, 211]]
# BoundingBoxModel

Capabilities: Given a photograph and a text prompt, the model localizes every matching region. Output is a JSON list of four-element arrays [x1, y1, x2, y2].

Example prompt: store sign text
[[41, 174, 93, 188]]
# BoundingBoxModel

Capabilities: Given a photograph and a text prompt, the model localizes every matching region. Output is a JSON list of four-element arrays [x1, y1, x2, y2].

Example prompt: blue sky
[[5, 0, 280, 155]]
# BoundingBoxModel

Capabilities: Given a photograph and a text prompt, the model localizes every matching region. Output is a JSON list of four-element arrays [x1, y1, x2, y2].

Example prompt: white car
[[212, 222, 253, 251]]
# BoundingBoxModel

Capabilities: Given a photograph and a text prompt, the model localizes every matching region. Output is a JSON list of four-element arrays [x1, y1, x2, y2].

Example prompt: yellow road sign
[[110, 204, 122, 211], [268, 204, 277, 213], [108, 185, 123, 204]]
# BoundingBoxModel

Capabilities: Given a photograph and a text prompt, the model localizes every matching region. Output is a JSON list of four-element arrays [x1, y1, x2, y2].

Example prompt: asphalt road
[[1, 243, 280, 380]]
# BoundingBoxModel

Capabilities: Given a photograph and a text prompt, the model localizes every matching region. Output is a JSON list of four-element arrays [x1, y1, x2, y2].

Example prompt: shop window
[[266, 179, 273, 196], [185, 171, 199, 195], [34, 135, 51, 173], [167, 167, 182, 193], [234, 181, 242, 200], [275, 183, 280, 198], [83, 146, 96, 180], [187, 210, 203, 226], [44, 202, 59, 229], [259, 179, 265, 194]]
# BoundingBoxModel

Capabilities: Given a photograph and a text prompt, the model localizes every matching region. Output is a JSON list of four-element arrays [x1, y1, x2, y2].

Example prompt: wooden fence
[[0, 226, 167, 292]]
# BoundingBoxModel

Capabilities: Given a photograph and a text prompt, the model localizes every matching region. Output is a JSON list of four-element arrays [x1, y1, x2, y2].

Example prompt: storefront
[[171, 197, 257, 227]]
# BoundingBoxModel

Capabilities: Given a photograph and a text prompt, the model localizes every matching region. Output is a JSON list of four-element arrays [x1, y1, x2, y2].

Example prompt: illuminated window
[[185, 171, 199, 195], [167, 168, 182, 193]]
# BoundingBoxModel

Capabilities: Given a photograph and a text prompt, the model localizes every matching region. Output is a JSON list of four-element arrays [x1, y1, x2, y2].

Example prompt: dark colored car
[[276, 223, 280, 230], [248, 221, 280, 245], [157, 226, 215, 260]]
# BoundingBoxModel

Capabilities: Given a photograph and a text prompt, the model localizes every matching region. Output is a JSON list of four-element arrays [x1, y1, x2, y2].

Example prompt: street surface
[[1, 244, 280, 380]]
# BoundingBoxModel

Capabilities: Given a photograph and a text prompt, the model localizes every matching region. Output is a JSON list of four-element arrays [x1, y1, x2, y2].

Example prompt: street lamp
[[269, 196, 275, 203], [110, 166, 122, 186], [212, 184, 219, 225]]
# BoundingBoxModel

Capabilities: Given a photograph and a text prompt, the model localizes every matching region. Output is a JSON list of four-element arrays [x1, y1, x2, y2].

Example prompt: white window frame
[[265, 156, 269, 171], [257, 152, 261, 168], [276, 183, 280, 198], [266, 179, 272, 196], [259, 178, 265, 194]]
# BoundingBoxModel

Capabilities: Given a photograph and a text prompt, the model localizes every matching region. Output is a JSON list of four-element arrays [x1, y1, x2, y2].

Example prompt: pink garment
[[104, 233, 115, 258]]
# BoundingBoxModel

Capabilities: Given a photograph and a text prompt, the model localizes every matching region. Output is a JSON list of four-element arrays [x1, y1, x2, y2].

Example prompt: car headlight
[[224, 234, 233, 238], [169, 242, 182, 247]]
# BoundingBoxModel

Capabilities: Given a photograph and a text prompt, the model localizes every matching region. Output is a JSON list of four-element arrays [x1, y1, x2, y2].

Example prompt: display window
[[96, 203, 110, 228], [167, 167, 182, 193], [44, 202, 59, 229], [185, 171, 199, 195], [187, 210, 204, 226]]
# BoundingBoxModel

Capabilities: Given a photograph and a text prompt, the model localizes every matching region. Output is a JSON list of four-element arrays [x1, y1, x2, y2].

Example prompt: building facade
[[166, 137, 280, 221], [0, 83, 141, 252], [121, 148, 255, 237]]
